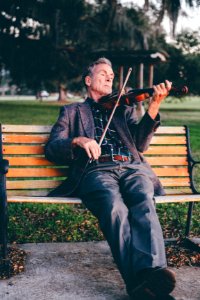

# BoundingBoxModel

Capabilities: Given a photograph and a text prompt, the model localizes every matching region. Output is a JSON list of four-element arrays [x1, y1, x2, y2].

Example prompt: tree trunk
[[144, 0, 149, 11], [58, 84, 67, 101]]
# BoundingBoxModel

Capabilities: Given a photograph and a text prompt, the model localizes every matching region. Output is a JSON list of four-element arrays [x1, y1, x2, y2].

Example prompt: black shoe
[[129, 268, 176, 300]]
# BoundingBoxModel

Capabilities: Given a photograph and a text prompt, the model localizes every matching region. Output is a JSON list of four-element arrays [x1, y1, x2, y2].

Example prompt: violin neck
[[129, 85, 188, 100], [129, 88, 154, 97]]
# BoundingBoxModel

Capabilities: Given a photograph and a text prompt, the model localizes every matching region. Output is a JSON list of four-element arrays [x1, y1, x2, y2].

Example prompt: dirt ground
[[0, 241, 200, 300]]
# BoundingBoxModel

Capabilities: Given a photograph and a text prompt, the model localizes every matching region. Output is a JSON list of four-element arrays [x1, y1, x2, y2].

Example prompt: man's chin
[[102, 89, 112, 96]]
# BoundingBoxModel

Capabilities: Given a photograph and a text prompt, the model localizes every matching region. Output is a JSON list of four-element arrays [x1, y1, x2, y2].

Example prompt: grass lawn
[[0, 97, 199, 243]]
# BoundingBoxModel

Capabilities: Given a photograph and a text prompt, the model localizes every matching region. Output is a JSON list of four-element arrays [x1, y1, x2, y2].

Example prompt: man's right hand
[[72, 137, 101, 160]]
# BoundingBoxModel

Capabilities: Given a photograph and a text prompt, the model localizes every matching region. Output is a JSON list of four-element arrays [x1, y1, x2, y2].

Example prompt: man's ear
[[85, 76, 92, 87]]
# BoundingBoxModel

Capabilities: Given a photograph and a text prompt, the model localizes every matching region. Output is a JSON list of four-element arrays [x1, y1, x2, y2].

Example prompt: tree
[[143, 0, 200, 37], [80, 0, 164, 51], [175, 30, 200, 94], [0, 0, 87, 100], [152, 31, 200, 95], [176, 30, 200, 54], [1, 0, 167, 99]]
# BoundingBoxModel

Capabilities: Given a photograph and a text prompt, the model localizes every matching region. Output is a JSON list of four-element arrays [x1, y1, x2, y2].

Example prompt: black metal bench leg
[[185, 201, 194, 237], [183, 202, 200, 253], [0, 187, 8, 259], [0, 173, 11, 277]]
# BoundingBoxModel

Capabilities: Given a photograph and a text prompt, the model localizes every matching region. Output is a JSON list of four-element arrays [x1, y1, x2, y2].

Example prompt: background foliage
[[1, 0, 200, 95]]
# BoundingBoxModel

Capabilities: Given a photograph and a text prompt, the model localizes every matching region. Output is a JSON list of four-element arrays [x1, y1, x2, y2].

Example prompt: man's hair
[[82, 57, 112, 88]]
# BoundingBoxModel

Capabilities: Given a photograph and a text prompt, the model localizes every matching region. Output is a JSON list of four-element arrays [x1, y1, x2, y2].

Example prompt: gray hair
[[82, 57, 112, 88]]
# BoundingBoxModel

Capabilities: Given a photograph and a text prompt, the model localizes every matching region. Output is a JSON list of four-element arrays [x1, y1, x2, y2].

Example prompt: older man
[[45, 57, 176, 299]]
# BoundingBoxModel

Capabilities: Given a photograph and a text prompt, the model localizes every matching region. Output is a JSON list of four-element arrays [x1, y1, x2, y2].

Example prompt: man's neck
[[87, 91, 106, 102]]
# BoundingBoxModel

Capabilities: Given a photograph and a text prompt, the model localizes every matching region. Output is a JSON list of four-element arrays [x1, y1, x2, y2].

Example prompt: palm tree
[[144, 0, 200, 37]]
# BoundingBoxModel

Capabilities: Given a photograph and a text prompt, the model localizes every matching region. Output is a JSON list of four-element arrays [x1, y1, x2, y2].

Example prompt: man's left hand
[[148, 80, 172, 119]]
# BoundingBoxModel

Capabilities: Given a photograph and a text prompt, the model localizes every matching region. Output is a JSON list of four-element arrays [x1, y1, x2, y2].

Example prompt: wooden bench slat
[[6, 167, 189, 178], [7, 190, 50, 197], [146, 157, 188, 165], [5, 156, 188, 167], [153, 167, 189, 177], [155, 194, 200, 203], [151, 136, 186, 144], [5, 157, 54, 166], [2, 125, 185, 135], [7, 194, 200, 204], [4, 148, 189, 156], [7, 168, 67, 178], [2, 125, 52, 133], [3, 134, 49, 144], [144, 146, 187, 155], [3, 135, 186, 145], [7, 196, 82, 204], [160, 178, 190, 186], [6, 177, 190, 190], [3, 145, 44, 154], [7, 180, 62, 189], [155, 126, 185, 134], [164, 188, 192, 195], [7, 188, 193, 197]]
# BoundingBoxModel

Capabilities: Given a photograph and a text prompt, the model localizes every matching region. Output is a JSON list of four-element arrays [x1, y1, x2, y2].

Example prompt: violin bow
[[98, 67, 132, 147]]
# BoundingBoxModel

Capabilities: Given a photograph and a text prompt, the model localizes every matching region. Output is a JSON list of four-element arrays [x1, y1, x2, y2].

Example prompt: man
[[45, 57, 176, 299]]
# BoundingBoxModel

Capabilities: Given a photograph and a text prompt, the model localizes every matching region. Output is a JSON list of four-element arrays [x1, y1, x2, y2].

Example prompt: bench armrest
[[0, 159, 9, 175], [190, 160, 200, 194], [185, 126, 200, 194]]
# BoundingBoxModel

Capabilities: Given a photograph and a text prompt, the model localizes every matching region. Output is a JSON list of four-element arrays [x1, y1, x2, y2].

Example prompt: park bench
[[0, 124, 200, 266]]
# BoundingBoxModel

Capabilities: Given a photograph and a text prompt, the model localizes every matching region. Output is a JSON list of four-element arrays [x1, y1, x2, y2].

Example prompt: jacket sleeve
[[45, 106, 76, 165], [126, 106, 160, 152]]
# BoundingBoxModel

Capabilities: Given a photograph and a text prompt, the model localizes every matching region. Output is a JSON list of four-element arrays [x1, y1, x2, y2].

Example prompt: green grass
[[0, 97, 199, 243], [8, 203, 103, 243], [160, 96, 200, 160], [0, 100, 61, 124]]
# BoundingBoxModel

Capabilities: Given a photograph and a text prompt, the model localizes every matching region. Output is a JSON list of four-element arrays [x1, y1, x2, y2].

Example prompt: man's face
[[86, 63, 114, 99]]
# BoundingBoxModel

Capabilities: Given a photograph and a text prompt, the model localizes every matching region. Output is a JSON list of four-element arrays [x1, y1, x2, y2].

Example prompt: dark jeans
[[78, 161, 167, 291]]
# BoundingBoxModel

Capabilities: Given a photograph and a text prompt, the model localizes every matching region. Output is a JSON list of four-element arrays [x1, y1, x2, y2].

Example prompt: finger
[[85, 147, 92, 159], [91, 148, 99, 160], [155, 83, 168, 96], [84, 143, 93, 159], [160, 83, 169, 95], [160, 82, 166, 90], [96, 145, 101, 159], [88, 142, 99, 160], [165, 80, 172, 91], [91, 147, 98, 160], [93, 142, 101, 159], [153, 85, 162, 95], [95, 142, 101, 157]]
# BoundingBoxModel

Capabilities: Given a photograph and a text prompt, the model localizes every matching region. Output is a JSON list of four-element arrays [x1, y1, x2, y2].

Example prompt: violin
[[99, 85, 189, 110]]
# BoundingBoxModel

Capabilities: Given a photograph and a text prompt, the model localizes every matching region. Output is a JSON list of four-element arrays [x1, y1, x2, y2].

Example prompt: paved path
[[0, 242, 200, 300]]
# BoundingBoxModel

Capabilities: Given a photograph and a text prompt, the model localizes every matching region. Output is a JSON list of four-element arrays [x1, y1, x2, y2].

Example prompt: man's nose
[[106, 76, 112, 81]]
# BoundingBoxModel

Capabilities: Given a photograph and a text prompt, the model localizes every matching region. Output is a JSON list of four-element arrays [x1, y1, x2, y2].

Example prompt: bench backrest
[[0, 124, 193, 197]]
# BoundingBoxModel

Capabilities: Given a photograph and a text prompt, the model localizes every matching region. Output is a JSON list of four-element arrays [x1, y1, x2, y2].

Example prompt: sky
[[120, 0, 200, 35]]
